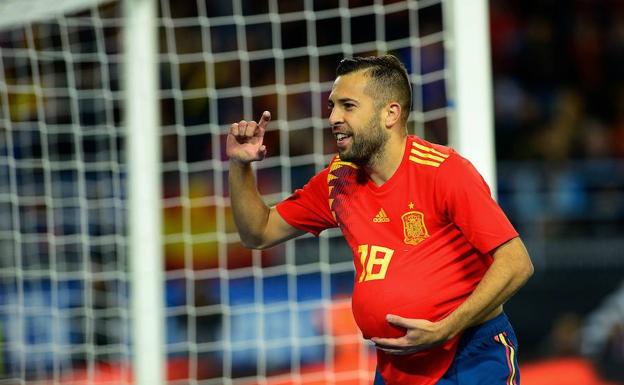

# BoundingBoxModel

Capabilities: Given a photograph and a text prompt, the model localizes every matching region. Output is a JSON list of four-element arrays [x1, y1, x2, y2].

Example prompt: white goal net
[[0, 0, 453, 384], [0, 1, 130, 384]]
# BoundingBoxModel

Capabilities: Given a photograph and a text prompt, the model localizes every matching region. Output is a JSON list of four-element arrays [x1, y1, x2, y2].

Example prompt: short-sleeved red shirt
[[276, 135, 518, 385]]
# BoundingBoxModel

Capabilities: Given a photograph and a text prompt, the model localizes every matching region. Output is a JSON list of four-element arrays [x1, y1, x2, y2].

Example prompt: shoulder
[[405, 136, 456, 172], [405, 136, 483, 190]]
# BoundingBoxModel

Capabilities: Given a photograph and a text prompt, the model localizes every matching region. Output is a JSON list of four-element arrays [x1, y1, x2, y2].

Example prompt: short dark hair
[[336, 55, 412, 125]]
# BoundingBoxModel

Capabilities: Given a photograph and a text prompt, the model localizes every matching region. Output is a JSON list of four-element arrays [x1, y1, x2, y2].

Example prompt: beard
[[338, 114, 389, 166]]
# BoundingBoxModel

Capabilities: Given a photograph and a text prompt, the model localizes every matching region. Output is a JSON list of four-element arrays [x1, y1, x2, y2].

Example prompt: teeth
[[335, 133, 348, 140]]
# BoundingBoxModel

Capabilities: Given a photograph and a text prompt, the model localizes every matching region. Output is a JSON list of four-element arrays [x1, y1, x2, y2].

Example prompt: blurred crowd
[[491, 0, 624, 161], [490, 1, 624, 383]]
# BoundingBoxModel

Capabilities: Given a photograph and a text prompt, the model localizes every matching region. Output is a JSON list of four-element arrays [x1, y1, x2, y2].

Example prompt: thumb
[[386, 314, 409, 327], [386, 314, 418, 329]]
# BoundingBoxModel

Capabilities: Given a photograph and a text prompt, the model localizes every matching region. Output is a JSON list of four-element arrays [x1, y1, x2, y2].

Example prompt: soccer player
[[226, 55, 534, 385]]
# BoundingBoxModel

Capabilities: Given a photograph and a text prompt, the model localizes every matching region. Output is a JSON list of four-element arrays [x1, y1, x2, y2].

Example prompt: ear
[[384, 102, 401, 128]]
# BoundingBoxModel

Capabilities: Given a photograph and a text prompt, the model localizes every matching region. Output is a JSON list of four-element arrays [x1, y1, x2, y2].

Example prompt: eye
[[344, 103, 355, 110]]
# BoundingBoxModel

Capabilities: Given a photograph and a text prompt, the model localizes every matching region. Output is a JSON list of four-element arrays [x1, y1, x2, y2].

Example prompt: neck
[[365, 134, 407, 186]]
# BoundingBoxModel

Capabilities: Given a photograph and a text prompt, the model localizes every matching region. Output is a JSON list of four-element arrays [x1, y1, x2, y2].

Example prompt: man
[[226, 55, 533, 385]]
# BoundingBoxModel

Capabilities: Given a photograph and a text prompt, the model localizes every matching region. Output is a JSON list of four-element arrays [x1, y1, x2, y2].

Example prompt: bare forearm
[[228, 161, 271, 248], [226, 111, 302, 249], [443, 238, 533, 336]]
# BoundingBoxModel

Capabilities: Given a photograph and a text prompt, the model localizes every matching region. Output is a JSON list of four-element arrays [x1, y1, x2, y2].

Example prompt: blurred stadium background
[[0, 0, 623, 384]]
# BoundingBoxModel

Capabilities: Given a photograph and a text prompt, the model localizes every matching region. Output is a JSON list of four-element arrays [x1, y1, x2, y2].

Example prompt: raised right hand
[[226, 111, 271, 164]]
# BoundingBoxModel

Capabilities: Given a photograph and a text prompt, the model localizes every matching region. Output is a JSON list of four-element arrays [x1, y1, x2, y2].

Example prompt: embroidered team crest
[[401, 211, 429, 245]]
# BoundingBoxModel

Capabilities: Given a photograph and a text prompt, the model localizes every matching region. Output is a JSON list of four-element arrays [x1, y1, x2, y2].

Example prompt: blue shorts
[[373, 313, 520, 385]]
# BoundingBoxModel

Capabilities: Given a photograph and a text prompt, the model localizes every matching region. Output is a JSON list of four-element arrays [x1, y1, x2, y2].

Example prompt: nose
[[329, 107, 343, 127]]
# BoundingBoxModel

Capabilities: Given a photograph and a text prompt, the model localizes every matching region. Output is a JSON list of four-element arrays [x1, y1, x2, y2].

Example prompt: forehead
[[329, 71, 371, 101]]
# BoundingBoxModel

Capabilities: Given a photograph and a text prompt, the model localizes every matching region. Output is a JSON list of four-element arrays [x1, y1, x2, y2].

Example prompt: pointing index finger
[[258, 111, 271, 130]]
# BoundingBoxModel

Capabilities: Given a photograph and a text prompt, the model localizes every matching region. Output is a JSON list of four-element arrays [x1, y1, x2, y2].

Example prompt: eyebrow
[[327, 97, 359, 105]]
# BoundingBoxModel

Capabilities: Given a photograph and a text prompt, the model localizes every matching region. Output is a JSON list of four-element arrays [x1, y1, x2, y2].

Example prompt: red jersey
[[275, 136, 518, 385]]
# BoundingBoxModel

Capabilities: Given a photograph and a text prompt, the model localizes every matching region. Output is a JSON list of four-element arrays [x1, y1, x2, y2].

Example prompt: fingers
[[229, 112, 271, 138], [228, 120, 253, 138], [376, 346, 421, 355], [245, 121, 257, 137], [372, 335, 435, 356], [230, 121, 252, 137], [230, 122, 239, 136], [371, 336, 407, 348], [236, 120, 251, 137], [372, 337, 420, 355]]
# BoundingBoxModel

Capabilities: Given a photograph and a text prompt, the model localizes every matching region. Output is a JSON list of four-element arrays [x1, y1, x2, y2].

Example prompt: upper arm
[[252, 166, 337, 249], [274, 168, 337, 236]]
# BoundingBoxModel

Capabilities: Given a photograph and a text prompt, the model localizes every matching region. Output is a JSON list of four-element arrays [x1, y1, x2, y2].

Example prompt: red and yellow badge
[[401, 202, 429, 245]]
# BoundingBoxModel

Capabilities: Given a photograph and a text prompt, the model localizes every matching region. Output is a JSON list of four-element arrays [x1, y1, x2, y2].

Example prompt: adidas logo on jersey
[[373, 208, 390, 223]]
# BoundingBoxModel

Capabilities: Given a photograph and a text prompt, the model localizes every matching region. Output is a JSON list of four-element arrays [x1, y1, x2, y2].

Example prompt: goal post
[[444, 0, 497, 195], [123, 1, 164, 385]]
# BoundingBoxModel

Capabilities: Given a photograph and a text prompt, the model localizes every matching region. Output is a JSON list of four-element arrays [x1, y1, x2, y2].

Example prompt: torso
[[328, 137, 493, 338]]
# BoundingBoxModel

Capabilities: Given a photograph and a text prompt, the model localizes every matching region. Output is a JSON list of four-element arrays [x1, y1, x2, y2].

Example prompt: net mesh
[[0, 2, 129, 384], [0, 0, 450, 384]]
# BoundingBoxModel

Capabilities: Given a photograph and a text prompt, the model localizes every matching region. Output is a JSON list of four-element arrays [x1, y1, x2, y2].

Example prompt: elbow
[[527, 260, 535, 279], [244, 243, 271, 251], [519, 257, 535, 285], [239, 234, 271, 250], [505, 237, 534, 286], [239, 238, 265, 250]]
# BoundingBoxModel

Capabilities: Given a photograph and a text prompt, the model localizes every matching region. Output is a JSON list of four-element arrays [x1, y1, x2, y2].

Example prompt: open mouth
[[334, 133, 352, 144]]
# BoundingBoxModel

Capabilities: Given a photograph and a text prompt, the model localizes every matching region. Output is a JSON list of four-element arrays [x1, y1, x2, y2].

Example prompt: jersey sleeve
[[275, 167, 337, 236], [436, 153, 518, 254]]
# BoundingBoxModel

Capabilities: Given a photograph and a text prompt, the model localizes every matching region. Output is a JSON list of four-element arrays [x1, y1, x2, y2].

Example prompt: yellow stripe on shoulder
[[412, 142, 449, 159], [410, 148, 446, 163], [409, 156, 441, 167]]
